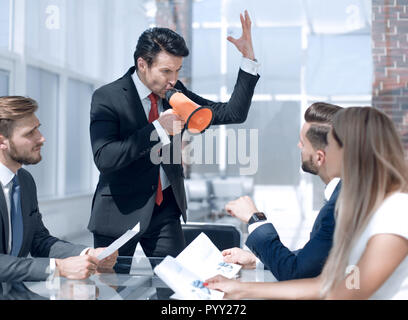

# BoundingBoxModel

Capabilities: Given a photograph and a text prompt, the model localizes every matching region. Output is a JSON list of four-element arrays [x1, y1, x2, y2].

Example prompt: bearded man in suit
[[0, 96, 117, 282]]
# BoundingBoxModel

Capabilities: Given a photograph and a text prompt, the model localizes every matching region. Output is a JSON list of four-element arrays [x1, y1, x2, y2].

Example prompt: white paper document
[[177, 232, 242, 280], [154, 256, 224, 300], [153, 232, 242, 300], [97, 223, 140, 261]]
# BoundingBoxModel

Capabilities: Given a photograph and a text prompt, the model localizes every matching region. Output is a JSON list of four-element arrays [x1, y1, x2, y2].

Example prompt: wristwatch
[[248, 212, 267, 225]]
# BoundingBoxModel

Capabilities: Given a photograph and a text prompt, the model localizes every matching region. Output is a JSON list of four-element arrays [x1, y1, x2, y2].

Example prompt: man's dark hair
[[304, 102, 342, 124], [304, 102, 342, 150], [134, 27, 189, 70]]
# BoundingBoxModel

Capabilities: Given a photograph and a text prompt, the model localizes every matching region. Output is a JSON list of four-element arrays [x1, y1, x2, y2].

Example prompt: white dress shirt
[[0, 162, 15, 254], [131, 57, 261, 192], [131, 71, 171, 191]]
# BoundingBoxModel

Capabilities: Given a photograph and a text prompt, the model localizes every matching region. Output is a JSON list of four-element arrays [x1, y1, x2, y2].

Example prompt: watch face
[[249, 212, 267, 224], [254, 212, 266, 220], [255, 212, 266, 219]]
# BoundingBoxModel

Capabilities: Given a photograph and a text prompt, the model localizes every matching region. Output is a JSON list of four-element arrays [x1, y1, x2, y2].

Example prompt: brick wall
[[372, 0, 408, 151]]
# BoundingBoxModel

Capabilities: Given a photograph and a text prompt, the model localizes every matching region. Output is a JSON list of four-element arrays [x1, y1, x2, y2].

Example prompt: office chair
[[184, 179, 211, 221], [181, 222, 242, 251], [209, 177, 254, 217]]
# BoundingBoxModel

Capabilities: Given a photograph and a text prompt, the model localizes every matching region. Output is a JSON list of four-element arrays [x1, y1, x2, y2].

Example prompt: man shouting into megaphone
[[88, 10, 260, 259]]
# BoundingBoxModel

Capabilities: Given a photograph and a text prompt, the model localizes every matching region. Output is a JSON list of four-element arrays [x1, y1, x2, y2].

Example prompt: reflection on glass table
[[0, 256, 276, 300]]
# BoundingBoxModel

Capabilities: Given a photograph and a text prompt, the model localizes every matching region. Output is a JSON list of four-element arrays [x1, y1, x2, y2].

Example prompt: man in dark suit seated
[[89, 11, 260, 258], [0, 96, 117, 282], [222, 102, 342, 281]]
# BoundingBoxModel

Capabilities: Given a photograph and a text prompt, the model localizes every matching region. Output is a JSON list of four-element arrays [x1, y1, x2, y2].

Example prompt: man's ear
[[137, 57, 147, 72], [0, 135, 9, 151], [315, 149, 326, 167]]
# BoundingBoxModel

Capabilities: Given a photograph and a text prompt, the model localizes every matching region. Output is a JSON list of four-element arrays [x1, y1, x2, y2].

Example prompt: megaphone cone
[[165, 89, 213, 134]]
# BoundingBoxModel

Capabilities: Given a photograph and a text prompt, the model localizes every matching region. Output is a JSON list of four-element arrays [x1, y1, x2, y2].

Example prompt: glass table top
[[0, 256, 276, 300]]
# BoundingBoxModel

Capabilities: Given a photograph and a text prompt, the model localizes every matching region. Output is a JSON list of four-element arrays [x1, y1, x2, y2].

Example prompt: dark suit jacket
[[0, 283, 47, 300], [246, 181, 341, 281], [88, 67, 260, 238], [0, 168, 86, 282]]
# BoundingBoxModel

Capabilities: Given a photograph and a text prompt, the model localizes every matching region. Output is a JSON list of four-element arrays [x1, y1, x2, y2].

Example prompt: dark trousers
[[93, 187, 186, 258]]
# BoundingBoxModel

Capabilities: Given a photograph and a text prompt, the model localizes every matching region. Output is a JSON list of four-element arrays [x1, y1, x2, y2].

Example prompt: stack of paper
[[154, 232, 241, 300]]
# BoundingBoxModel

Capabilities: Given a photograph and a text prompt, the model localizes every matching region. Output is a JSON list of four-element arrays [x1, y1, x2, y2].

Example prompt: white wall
[[0, 0, 149, 240]]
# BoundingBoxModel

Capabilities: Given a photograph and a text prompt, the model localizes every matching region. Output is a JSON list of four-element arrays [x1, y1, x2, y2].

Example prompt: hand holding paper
[[96, 223, 141, 261], [88, 247, 118, 270], [154, 256, 224, 300]]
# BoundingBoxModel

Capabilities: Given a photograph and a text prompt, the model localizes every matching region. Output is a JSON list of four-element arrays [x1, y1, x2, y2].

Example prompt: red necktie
[[148, 93, 163, 206]]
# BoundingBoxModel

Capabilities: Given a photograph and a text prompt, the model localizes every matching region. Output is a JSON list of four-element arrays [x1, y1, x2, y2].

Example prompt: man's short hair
[[304, 102, 342, 150], [134, 27, 190, 70], [304, 102, 342, 124], [0, 96, 38, 138]]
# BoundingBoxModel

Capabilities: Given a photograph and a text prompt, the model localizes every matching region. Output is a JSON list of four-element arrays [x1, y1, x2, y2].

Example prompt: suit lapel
[[121, 67, 149, 126], [0, 187, 9, 254], [162, 98, 171, 111], [161, 80, 183, 112]]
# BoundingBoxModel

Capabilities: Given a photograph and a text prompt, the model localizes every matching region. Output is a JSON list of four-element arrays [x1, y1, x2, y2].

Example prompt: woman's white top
[[348, 192, 408, 300]]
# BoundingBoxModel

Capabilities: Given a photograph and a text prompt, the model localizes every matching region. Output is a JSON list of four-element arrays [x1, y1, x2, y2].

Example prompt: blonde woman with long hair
[[206, 107, 408, 299]]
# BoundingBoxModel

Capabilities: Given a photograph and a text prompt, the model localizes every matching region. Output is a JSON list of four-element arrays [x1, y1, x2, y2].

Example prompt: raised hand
[[227, 10, 255, 61]]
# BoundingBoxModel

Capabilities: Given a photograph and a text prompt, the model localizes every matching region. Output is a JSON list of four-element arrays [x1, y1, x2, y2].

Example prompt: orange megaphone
[[165, 89, 214, 134]]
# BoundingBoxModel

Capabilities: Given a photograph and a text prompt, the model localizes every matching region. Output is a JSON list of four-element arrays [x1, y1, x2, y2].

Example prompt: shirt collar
[[324, 177, 340, 201], [131, 70, 152, 101], [0, 162, 16, 187]]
